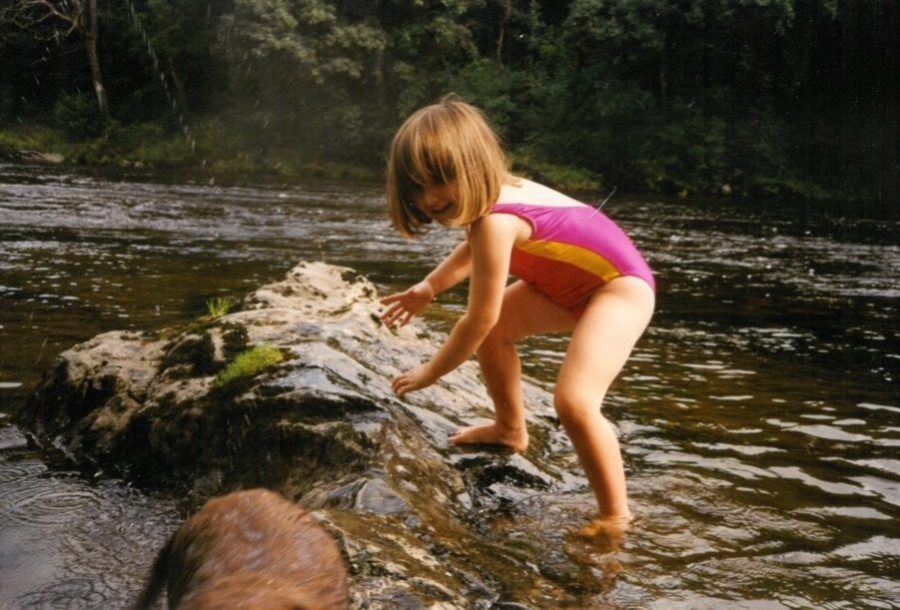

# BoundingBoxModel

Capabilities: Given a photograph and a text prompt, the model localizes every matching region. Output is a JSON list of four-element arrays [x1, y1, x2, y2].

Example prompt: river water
[[0, 163, 897, 608]]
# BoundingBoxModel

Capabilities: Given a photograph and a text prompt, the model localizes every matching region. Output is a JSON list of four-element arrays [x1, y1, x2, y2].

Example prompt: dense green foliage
[[1, 0, 897, 209]]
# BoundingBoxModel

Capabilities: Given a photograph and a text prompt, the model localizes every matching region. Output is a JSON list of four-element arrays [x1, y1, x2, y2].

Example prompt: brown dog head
[[133, 489, 349, 610]]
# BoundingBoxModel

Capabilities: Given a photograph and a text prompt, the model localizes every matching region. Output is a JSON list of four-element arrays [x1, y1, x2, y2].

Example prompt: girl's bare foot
[[578, 513, 633, 546], [448, 423, 528, 452]]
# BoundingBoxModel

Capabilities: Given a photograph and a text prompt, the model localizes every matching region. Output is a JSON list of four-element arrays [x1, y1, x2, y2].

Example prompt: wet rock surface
[[17, 262, 589, 608]]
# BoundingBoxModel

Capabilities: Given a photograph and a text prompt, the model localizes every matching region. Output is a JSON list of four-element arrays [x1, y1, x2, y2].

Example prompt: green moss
[[214, 344, 284, 387]]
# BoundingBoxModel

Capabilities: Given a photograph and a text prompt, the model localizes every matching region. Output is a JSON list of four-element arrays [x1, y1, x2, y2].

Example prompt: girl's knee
[[481, 321, 516, 349], [553, 391, 605, 429]]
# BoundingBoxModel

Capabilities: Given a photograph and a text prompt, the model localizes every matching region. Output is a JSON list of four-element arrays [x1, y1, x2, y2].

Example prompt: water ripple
[[2, 486, 103, 528]]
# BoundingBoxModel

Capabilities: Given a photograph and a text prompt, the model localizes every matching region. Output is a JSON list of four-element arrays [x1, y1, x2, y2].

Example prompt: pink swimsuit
[[491, 203, 655, 314]]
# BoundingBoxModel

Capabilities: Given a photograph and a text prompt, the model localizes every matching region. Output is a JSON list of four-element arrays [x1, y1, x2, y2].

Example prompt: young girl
[[380, 98, 655, 528]]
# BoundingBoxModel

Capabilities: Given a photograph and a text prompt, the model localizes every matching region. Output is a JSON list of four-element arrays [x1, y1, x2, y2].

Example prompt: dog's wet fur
[[132, 488, 349, 609]]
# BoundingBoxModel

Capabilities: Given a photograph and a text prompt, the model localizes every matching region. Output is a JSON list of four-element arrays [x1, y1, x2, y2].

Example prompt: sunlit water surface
[[0, 163, 897, 608]]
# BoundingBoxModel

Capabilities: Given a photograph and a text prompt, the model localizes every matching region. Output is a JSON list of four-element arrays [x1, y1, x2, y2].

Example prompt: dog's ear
[[130, 534, 173, 610]]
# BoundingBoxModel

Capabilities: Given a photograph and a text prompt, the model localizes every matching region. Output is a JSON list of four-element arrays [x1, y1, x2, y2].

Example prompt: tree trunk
[[84, 0, 109, 118], [496, 0, 511, 67]]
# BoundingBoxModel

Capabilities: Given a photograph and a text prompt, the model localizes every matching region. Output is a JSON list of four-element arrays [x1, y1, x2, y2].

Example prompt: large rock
[[17, 262, 587, 608]]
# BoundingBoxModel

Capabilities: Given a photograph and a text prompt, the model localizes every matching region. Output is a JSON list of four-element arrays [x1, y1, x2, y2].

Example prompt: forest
[[1, 0, 897, 211]]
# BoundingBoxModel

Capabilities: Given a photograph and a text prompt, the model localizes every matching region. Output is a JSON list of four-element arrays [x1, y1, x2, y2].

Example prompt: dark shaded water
[[1, 163, 898, 608]]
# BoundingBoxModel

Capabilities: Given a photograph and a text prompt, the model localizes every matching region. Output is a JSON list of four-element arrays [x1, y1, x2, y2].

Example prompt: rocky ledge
[[18, 262, 598, 609]]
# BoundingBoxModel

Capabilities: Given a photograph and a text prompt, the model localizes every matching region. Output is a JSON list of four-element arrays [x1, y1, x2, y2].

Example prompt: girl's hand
[[379, 280, 435, 328], [391, 364, 437, 397]]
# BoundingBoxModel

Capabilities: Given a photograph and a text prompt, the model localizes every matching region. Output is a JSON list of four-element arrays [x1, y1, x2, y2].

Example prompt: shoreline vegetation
[[2, 117, 895, 221], [0, 121, 607, 193], [0, 122, 379, 184], [0, 119, 826, 203]]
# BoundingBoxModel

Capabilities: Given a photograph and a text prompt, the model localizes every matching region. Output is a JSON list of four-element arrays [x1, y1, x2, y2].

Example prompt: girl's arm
[[380, 240, 472, 327], [425, 239, 473, 294], [391, 214, 520, 396]]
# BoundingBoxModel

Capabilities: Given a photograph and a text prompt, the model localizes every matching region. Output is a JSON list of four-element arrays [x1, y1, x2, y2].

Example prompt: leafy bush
[[53, 93, 105, 140]]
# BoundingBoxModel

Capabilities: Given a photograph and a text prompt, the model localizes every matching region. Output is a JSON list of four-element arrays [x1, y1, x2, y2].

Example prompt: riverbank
[[3, 120, 889, 217], [0, 120, 608, 194], [0, 122, 378, 184]]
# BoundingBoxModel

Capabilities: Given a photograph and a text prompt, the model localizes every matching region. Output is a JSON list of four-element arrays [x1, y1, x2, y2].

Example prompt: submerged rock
[[17, 262, 591, 608]]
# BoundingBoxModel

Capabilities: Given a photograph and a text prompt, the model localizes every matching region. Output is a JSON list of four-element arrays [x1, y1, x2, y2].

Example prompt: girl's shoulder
[[496, 178, 585, 208], [469, 209, 532, 247]]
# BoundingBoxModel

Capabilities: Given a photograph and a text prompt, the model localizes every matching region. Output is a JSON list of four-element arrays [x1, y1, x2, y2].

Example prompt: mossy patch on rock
[[214, 344, 284, 387]]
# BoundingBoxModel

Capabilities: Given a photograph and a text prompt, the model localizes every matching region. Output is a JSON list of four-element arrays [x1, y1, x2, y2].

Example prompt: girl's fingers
[[381, 307, 398, 324], [381, 300, 420, 328], [379, 292, 403, 305], [379, 289, 430, 327], [392, 372, 415, 397], [380, 289, 414, 306], [381, 302, 405, 323]]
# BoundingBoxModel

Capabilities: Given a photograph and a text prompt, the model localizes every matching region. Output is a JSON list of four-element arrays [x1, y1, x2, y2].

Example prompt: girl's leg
[[449, 280, 576, 451], [554, 277, 654, 520]]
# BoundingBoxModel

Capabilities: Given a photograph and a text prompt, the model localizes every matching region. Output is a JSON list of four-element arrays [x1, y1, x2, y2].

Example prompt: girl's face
[[414, 181, 459, 224]]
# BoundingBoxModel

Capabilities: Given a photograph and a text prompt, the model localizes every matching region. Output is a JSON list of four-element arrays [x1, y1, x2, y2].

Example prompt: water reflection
[[0, 426, 179, 609], [0, 163, 898, 607]]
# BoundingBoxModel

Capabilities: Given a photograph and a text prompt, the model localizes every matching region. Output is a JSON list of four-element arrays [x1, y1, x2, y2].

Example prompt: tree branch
[[0, 0, 84, 40]]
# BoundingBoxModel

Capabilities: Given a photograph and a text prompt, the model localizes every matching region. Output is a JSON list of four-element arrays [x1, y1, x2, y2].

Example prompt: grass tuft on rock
[[206, 296, 235, 318], [214, 344, 284, 387]]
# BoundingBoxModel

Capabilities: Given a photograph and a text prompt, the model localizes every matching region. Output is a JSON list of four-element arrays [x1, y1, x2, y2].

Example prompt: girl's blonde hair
[[387, 97, 510, 238]]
